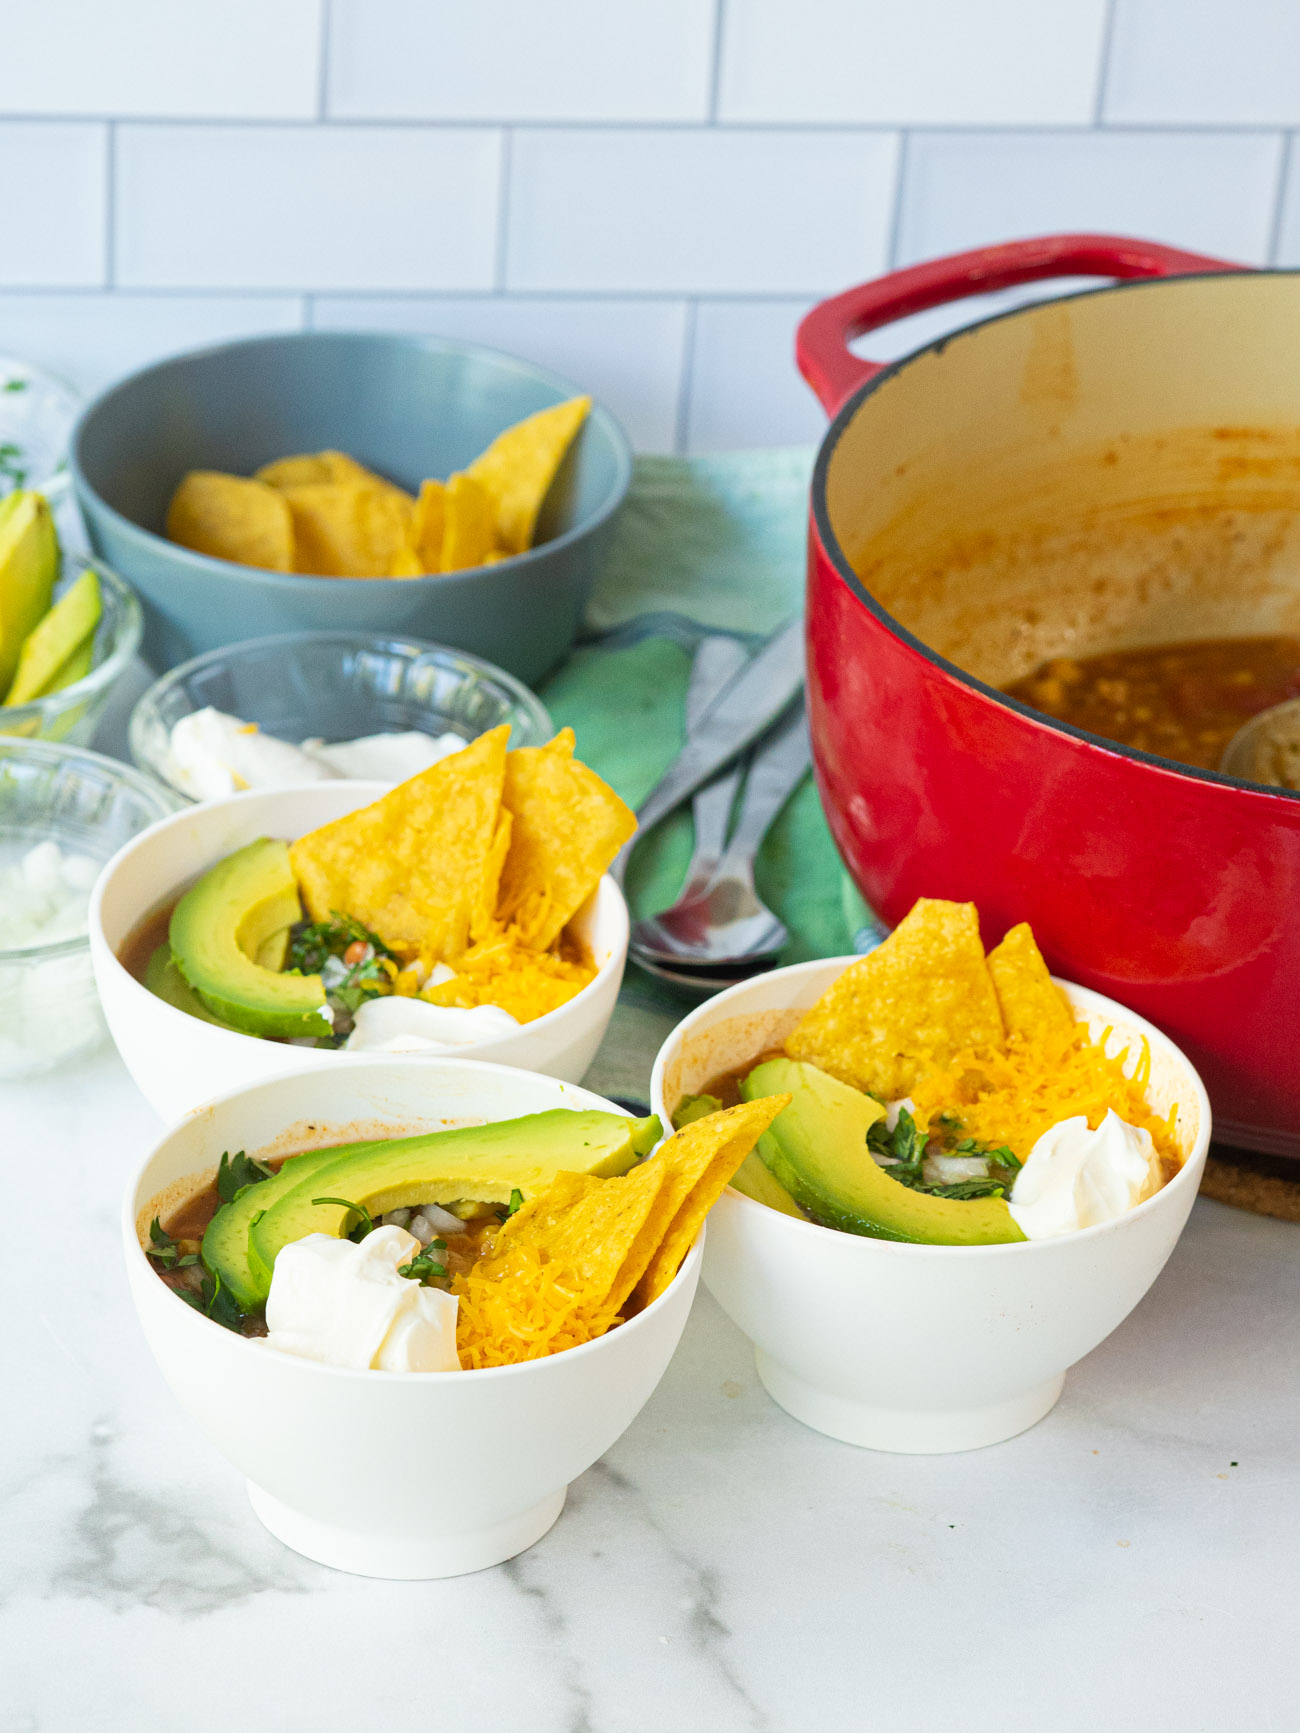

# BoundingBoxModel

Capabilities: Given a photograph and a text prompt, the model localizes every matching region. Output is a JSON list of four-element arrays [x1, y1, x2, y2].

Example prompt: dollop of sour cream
[[163, 707, 465, 799], [1008, 1110, 1161, 1240], [264, 1225, 461, 1373], [344, 995, 520, 1054]]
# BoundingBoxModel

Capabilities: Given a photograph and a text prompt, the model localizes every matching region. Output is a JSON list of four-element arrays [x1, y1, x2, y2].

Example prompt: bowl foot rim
[[754, 1350, 1065, 1454], [247, 1481, 566, 1578]]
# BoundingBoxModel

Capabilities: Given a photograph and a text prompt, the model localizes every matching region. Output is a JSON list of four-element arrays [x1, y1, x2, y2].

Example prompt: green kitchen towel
[[538, 449, 879, 1024]]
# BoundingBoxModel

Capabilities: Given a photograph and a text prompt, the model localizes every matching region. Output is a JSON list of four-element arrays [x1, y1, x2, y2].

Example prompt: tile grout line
[[885, 131, 910, 270], [2, 113, 1298, 137], [1093, 0, 1119, 126], [707, 0, 727, 124], [102, 120, 117, 288], [674, 300, 699, 455], [494, 129, 513, 293], [316, 0, 333, 120], [1266, 132, 1293, 265]]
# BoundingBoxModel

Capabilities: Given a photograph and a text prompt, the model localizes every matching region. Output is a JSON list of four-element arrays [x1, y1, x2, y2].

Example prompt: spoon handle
[[717, 702, 811, 868], [631, 617, 804, 838], [686, 637, 750, 874]]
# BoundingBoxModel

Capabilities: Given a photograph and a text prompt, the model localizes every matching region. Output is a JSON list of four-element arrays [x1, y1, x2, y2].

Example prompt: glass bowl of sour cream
[[128, 630, 554, 803], [0, 740, 177, 1078]]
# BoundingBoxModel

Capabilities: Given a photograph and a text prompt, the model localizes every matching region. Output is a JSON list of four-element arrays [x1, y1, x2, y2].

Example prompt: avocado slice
[[741, 1057, 1024, 1246], [729, 1148, 807, 1218], [144, 942, 235, 1028], [4, 567, 100, 706], [210, 1110, 661, 1308], [0, 491, 59, 701], [202, 1145, 349, 1312], [169, 837, 331, 1040]]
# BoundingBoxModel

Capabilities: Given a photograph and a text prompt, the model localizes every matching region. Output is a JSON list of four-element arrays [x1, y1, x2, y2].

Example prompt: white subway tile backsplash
[[506, 128, 899, 294], [718, 0, 1107, 126], [0, 0, 321, 120], [115, 126, 502, 291], [0, 124, 105, 287], [0, 294, 304, 397], [1106, 0, 1300, 125], [328, 0, 714, 123], [311, 295, 687, 449], [896, 131, 1283, 270], [685, 299, 826, 453]]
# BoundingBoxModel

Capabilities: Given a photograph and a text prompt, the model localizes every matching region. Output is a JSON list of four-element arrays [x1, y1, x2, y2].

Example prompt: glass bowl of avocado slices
[[0, 490, 143, 746], [651, 947, 1211, 1456]]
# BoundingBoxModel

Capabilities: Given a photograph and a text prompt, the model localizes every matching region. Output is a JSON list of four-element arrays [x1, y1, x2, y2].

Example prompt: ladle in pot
[[1220, 700, 1300, 791]]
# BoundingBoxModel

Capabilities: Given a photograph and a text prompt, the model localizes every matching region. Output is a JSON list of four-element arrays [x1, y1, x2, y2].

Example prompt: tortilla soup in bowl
[[125, 1055, 784, 1576], [91, 727, 632, 1119], [651, 900, 1210, 1454]]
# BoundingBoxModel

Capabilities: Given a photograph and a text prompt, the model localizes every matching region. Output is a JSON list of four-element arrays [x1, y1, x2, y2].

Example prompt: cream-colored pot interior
[[826, 272, 1300, 687]]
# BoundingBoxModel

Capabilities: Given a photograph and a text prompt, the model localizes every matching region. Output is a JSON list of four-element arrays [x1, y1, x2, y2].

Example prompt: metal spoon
[[631, 701, 811, 973], [666, 633, 751, 900], [611, 616, 804, 885], [1220, 698, 1300, 790]]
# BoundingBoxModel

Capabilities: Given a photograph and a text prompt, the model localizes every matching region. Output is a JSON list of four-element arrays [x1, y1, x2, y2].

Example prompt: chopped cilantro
[[399, 1239, 448, 1283], [505, 1187, 524, 1218], [312, 1195, 375, 1239], [867, 1109, 1022, 1199], [177, 1266, 242, 1332], [145, 1217, 198, 1270], [216, 1148, 274, 1204]]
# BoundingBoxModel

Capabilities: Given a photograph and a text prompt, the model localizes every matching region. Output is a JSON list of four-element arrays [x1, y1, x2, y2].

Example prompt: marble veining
[[4, 1037, 1299, 1730]]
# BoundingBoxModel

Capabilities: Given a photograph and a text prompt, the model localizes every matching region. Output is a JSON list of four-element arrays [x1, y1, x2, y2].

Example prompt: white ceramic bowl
[[124, 1056, 701, 1578], [651, 958, 1211, 1455], [89, 781, 629, 1121]]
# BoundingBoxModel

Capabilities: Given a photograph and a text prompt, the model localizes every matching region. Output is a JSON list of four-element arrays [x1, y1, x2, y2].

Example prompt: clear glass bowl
[[129, 630, 554, 801], [0, 557, 143, 746], [0, 740, 177, 1079]]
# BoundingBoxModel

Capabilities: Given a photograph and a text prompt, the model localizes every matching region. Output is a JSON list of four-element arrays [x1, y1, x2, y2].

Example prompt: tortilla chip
[[255, 450, 379, 491], [282, 481, 414, 578], [411, 478, 446, 573], [289, 724, 509, 963], [165, 471, 294, 572], [631, 1095, 791, 1310], [496, 728, 636, 952], [497, 1158, 668, 1314], [441, 472, 496, 573], [785, 898, 1006, 1099], [468, 396, 590, 556], [986, 922, 1074, 1040]]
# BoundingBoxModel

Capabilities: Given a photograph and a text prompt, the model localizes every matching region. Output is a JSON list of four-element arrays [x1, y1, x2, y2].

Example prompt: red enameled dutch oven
[[797, 234, 1300, 1158]]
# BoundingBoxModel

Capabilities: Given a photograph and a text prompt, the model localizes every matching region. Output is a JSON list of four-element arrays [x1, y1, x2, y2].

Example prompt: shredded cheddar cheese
[[452, 1243, 620, 1369], [908, 1022, 1181, 1166], [420, 926, 595, 1024]]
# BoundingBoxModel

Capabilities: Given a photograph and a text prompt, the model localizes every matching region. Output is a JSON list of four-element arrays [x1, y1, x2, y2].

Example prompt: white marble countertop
[[4, 1037, 1298, 1731], [3, 680, 1298, 1730]]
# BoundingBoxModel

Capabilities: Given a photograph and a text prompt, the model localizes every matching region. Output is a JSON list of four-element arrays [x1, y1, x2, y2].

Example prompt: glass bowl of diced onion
[[0, 740, 177, 1078]]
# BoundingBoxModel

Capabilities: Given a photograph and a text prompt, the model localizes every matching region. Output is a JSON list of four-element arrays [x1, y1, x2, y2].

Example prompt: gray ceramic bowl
[[69, 331, 632, 685]]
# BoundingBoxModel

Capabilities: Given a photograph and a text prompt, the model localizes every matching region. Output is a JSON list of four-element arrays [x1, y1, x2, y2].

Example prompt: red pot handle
[[796, 232, 1246, 416]]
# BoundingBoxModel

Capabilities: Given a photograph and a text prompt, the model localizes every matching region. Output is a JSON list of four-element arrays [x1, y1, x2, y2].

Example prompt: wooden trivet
[[1200, 1145, 1300, 1223]]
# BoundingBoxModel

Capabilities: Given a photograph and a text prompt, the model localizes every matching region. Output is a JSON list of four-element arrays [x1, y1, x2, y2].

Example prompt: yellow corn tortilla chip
[[497, 1158, 669, 1315], [496, 728, 636, 952], [165, 471, 294, 572], [255, 450, 379, 491], [282, 481, 414, 578], [631, 1095, 791, 1310], [468, 396, 590, 556], [986, 921, 1074, 1040], [289, 724, 509, 963], [785, 898, 1006, 1099], [441, 472, 496, 573], [411, 478, 446, 573]]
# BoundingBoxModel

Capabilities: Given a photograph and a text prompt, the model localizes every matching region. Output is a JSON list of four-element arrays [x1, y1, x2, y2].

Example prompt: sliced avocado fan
[[0, 491, 59, 701]]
